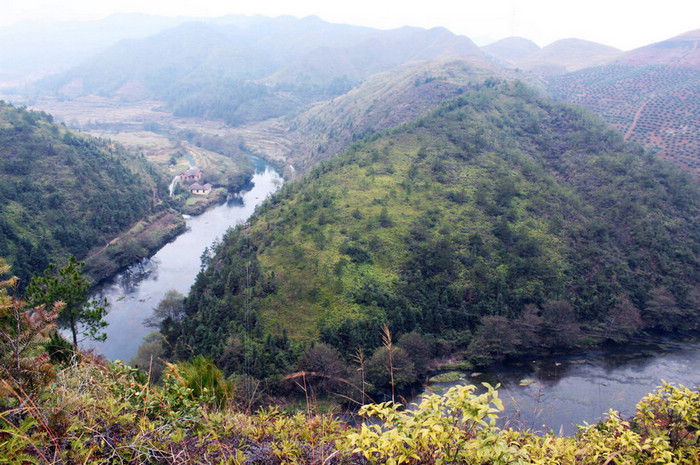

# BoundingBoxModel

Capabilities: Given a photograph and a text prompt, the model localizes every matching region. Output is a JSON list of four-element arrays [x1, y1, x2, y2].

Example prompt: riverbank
[[83, 210, 186, 285]]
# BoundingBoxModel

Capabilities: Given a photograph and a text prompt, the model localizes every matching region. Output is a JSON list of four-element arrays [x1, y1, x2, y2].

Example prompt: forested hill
[[0, 102, 166, 286], [166, 81, 700, 375]]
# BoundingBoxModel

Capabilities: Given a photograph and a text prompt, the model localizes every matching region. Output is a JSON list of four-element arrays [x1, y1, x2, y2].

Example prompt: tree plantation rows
[[548, 64, 700, 177]]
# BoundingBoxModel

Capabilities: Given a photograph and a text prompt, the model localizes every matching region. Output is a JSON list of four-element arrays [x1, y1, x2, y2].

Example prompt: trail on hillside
[[624, 99, 648, 140]]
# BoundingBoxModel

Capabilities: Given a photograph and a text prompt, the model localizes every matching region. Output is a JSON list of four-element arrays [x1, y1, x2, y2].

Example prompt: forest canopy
[[0, 102, 166, 287]]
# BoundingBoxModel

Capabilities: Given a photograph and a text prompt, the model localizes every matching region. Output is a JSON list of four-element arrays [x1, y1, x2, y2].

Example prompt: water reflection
[[426, 337, 700, 435]]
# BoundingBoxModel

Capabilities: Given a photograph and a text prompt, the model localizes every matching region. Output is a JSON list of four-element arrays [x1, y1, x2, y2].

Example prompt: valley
[[1, 12, 699, 463]]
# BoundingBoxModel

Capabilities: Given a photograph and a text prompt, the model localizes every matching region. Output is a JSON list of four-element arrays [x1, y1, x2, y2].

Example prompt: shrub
[[365, 346, 416, 393], [344, 383, 523, 464], [296, 343, 350, 396]]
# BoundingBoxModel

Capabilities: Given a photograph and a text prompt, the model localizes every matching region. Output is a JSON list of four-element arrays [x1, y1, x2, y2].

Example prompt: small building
[[180, 168, 203, 183], [190, 182, 212, 195]]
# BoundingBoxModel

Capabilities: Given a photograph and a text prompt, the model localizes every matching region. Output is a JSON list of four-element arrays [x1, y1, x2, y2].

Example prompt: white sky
[[2, 0, 699, 50]]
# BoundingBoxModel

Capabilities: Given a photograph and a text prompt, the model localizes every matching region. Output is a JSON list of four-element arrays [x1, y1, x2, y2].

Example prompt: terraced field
[[548, 64, 700, 177]]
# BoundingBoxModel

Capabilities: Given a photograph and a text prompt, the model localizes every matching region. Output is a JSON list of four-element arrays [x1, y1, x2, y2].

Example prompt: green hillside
[[238, 60, 537, 180], [165, 82, 700, 374], [0, 102, 170, 286]]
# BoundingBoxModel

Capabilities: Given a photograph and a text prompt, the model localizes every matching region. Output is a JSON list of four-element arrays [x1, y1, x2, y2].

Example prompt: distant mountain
[[164, 82, 700, 373], [0, 102, 169, 286], [617, 29, 700, 68], [267, 26, 484, 90], [30, 17, 486, 126], [482, 37, 540, 65], [518, 38, 621, 76], [548, 31, 700, 177]]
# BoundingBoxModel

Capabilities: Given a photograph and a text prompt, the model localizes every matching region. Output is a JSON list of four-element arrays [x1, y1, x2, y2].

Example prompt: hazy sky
[[2, 0, 699, 50]]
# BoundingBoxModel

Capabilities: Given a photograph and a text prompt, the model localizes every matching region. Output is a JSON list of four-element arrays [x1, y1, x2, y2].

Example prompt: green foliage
[[0, 102, 165, 287], [0, 358, 354, 464], [396, 332, 430, 377], [365, 346, 417, 394], [42, 332, 74, 366], [1, 352, 699, 464], [345, 384, 523, 464], [635, 381, 700, 456], [174, 81, 700, 370], [129, 331, 166, 382], [176, 355, 233, 408], [296, 343, 350, 396], [26, 256, 107, 351], [145, 289, 185, 329]]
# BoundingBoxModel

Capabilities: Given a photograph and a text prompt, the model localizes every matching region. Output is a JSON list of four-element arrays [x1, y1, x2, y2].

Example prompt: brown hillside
[[236, 59, 533, 178], [617, 29, 700, 69]]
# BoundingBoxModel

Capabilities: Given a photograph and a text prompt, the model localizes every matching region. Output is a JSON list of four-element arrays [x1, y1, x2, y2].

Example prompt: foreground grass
[[1, 356, 698, 464]]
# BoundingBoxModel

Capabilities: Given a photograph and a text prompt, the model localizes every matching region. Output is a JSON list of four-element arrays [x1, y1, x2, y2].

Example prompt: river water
[[85, 158, 282, 361], [424, 336, 700, 435]]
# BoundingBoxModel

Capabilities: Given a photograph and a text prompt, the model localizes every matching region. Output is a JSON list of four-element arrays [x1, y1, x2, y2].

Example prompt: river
[[424, 335, 700, 435], [85, 157, 282, 361]]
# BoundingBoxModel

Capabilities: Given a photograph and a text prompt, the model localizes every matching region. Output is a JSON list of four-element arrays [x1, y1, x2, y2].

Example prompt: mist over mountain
[[6, 14, 698, 177], [482, 37, 541, 65], [617, 29, 700, 68], [0, 14, 189, 83], [516, 38, 622, 76], [28, 17, 485, 127]]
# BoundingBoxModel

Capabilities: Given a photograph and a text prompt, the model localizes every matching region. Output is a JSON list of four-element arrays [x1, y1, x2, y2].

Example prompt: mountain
[[266, 59, 531, 176], [0, 102, 172, 286], [547, 31, 700, 177], [30, 18, 486, 126], [518, 38, 621, 76], [482, 37, 540, 65], [617, 29, 700, 68], [163, 82, 700, 375], [266, 26, 484, 91]]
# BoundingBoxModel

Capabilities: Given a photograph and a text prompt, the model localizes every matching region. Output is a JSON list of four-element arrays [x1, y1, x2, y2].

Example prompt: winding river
[[86, 157, 282, 361]]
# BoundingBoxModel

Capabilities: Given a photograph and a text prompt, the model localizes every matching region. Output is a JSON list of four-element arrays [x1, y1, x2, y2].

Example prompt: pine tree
[[26, 256, 108, 352]]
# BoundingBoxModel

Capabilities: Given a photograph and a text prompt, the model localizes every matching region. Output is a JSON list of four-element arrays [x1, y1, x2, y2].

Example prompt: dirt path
[[625, 99, 648, 140]]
